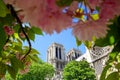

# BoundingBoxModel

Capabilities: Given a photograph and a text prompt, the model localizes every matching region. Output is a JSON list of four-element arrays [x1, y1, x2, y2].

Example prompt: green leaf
[[96, 6, 100, 11], [109, 36, 115, 45], [95, 37, 109, 47], [100, 65, 112, 80], [83, 41, 93, 49], [0, 62, 6, 78], [75, 36, 82, 46], [112, 41, 120, 52], [105, 72, 119, 80], [30, 48, 39, 55], [56, 0, 73, 7], [28, 29, 35, 41], [0, 0, 9, 17], [95, 16, 120, 47], [7, 65, 17, 79], [29, 55, 39, 62], [14, 45, 22, 52], [0, 14, 15, 26], [115, 63, 120, 70], [117, 16, 120, 25], [13, 24, 20, 33], [14, 33, 19, 39], [117, 53, 120, 62], [10, 56, 24, 71], [0, 26, 7, 53], [31, 27, 43, 35], [16, 39, 22, 46], [109, 52, 118, 62]]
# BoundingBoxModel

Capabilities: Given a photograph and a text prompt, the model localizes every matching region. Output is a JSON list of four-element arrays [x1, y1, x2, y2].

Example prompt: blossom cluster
[[4, 0, 120, 40]]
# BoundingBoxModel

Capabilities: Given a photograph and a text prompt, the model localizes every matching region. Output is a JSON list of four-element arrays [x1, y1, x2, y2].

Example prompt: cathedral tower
[[47, 43, 66, 79]]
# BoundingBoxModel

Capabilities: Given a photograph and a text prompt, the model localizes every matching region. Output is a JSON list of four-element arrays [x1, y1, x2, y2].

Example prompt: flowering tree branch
[[7, 4, 31, 60]]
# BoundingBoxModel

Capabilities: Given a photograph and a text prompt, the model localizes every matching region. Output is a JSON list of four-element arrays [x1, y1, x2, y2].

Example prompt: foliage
[[63, 60, 96, 80], [0, 43, 40, 79], [76, 36, 94, 49], [0, 0, 43, 79], [0, 0, 9, 17], [95, 16, 120, 47], [76, 16, 120, 80], [97, 16, 120, 80], [75, 36, 82, 47], [16, 61, 54, 80]]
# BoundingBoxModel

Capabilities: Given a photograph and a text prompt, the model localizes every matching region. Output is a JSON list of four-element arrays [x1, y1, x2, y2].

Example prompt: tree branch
[[7, 4, 32, 60]]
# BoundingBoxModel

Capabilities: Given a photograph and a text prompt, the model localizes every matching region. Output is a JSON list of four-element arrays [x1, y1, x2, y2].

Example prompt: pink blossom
[[73, 19, 108, 41], [4, 0, 72, 34], [20, 66, 30, 74], [3, 0, 120, 40], [4, 26, 14, 35], [100, 0, 120, 20], [68, 1, 79, 12], [16, 53, 24, 60], [72, 0, 120, 40], [19, 32, 25, 38], [38, 0, 72, 33], [19, 61, 31, 74]]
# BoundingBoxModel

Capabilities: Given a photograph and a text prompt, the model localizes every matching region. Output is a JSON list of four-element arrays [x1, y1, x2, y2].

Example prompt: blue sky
[[25, 28, 86, 62]]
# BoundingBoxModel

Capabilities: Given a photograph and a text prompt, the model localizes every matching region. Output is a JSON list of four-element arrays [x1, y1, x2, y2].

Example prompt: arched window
[[56, 47, 58, 58], [75, 52, 77, 58], [59, 48, 61, 59]]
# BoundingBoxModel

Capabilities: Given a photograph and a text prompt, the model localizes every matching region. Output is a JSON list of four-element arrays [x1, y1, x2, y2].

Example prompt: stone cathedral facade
[[47, 42, 113, 80], [47, 43, 82, 80], [47, 43, 66, 80]]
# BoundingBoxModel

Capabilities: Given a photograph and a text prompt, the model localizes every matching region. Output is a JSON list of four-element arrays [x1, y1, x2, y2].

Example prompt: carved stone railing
[[89, 46, 113, 62]]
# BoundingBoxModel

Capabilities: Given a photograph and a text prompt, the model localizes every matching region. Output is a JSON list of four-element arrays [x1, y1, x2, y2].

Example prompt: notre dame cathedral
[[47, 42, 113, 80]]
